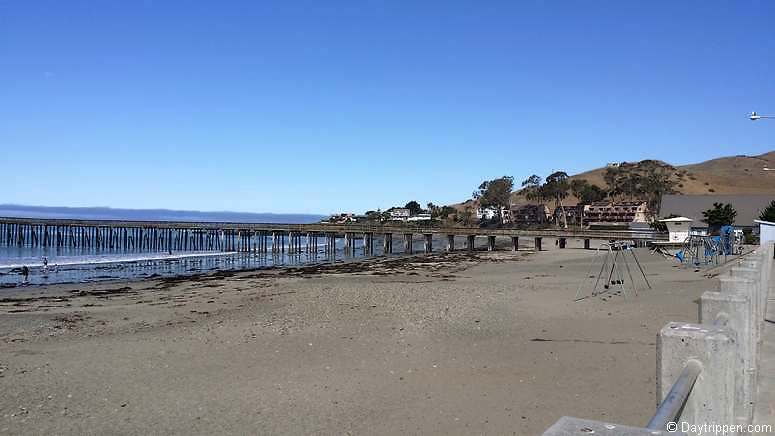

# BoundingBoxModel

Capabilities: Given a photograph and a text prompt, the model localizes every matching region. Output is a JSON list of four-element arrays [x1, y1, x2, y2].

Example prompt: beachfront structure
[[477, 206, 509, 223], [660, 194, 774, 232], [388, 208, 411, 221], [0, 216, 663, 258], [406, 213, 432, 222], [756, 220, 775, 245], [583, 201, 649, 224], [552, 205, 584, 227], [659, 216, 693, 242], [510, 204, 551, 227], [476, 206, 498, 221]]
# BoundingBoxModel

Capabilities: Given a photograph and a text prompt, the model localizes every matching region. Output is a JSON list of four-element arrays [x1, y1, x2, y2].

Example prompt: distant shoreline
[[0, 204, 325, 224]]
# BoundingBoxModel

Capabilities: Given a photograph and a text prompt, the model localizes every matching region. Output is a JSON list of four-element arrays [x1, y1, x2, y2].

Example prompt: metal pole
[[645, 359, 702, 430]]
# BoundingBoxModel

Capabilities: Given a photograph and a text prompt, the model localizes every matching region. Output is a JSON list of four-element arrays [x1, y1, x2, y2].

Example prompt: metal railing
[[645, 359, 702, 430]]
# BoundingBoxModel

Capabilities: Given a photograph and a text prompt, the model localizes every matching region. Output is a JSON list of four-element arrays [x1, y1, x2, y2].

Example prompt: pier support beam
[[467, 235, 476, 251], [534, 237, 542, 251], [403, 233, 413, 254], [364, 233, 374, 255], [558, 238, 566, 249], [511, 236, 519, 251], [446, 235, 455, 252], [423, 234, 433, 253], [383, 233, 392, 254], [306, 233, 314, 254], [584, 238, 590, 250], [487, 235, 496, 251]]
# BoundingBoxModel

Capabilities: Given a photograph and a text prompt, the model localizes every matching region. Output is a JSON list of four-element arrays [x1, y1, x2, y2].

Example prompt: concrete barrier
[[657, 322, 737, 429], [543, 243, 773, 435]]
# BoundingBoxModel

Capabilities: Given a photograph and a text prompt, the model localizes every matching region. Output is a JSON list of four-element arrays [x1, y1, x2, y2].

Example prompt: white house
[[389, 208, 411, 221], [755, 220, 775, 246], [477, 206, 508, 222], [407, 213, 432, 222], [659, 216, 693, 242]]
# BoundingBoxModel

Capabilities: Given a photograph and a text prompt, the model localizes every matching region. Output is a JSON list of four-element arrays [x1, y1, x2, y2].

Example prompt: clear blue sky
[[2, 1, 774, 214]]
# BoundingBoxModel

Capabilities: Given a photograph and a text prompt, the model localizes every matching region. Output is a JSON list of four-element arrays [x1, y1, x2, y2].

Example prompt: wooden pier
[[0, 217, 664, 255]]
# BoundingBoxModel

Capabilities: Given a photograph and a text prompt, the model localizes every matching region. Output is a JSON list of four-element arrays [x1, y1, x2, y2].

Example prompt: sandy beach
[[0, 242, 717, 435]]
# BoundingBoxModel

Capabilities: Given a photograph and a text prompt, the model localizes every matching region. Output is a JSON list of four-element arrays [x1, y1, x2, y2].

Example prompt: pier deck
[[0, 216, 664, 255]]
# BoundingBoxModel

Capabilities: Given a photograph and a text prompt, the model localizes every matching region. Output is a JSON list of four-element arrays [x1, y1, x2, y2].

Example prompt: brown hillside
[[499, 151, 775, 207]]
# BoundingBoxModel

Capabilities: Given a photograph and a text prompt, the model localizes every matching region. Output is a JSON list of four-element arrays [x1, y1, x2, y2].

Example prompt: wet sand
[[0, 242, 716, 435]]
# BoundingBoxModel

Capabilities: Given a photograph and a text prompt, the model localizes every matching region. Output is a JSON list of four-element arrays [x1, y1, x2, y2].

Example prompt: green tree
[[365, 210, 382, 222], [570, 179, 588, 199], [404, 201, 422, 216], [473, 176, 514, 224], [759, 200, 775, 222], [521, 174, 546, 204], [544, 171, 570, 228], [457, 206, 475, 227], [603, 167, 623, 199], [641, 164, 676, 217], [702, 202, 737, 232], [437, 206, 457, 220], [578, 184, 606, 203], [602, 160, 676, 218], [569, 179, 606, 204]]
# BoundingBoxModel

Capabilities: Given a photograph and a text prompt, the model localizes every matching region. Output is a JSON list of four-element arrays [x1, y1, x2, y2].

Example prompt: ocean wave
[[0, 251, 240, 270]]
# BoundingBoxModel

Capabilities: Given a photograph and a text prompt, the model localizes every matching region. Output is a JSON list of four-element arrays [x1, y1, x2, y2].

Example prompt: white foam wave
[[0, 251, 239, 270]]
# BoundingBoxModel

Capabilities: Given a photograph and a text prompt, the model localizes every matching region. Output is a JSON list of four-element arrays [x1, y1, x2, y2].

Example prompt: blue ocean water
[[0, 206, 451, 287], [0, 236, 446, 287]]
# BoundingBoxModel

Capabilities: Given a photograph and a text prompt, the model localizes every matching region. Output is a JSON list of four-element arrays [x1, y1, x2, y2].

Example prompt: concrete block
[[657, 322, 737, 430], [543, 416, 683, 435], [700, 289, 755, 423], [729, 268, 764, 342]]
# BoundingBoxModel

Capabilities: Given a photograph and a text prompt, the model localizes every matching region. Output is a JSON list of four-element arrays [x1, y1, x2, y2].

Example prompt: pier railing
[[543, 242, 774, 436]]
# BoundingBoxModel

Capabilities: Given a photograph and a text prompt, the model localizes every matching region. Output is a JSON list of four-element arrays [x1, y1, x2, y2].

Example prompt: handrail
[[645, 359, 703, 430]]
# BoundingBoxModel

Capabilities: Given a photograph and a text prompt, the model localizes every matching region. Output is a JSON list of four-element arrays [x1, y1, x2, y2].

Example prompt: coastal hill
[[501, 150, 775, 206]]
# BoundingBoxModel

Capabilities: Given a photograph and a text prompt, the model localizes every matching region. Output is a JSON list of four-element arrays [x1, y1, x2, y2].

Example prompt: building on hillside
[[583, 201, 649, 223], [389, 208, 411, 221], [660, 194, 774, 233], [510, 204, 551, 227], [477, 206, 509, 223], [407, 213, 433, 222], [552, 205, 584, 226], [322, 213, 356, 224]]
